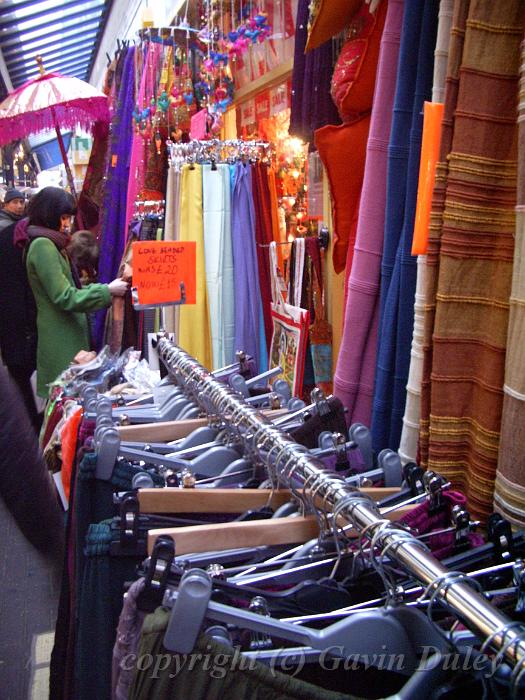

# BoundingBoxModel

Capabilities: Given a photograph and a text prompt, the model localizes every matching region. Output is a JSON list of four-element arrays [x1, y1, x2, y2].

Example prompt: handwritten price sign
[[132, 241, 196, 306]]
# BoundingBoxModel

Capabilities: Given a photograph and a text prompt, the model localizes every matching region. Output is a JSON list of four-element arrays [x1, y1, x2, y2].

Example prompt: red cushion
[[315, 114, 371, 275], [331, 0, 387, 122]]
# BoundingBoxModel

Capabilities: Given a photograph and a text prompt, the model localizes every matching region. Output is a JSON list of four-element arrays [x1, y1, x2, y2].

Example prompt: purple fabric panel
[[334, 0, 404, 425], [289, 0, 341, 144], [320, 447, 367, 474], [289, 0, 309, 139], [400, 491, 466, 532], [112, 578, 147, 700], [93, 47, 136, 349], [231, 163, 263, 370], [399, 491, 485, 559]]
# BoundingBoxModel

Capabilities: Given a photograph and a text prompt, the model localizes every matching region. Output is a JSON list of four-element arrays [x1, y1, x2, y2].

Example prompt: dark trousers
[[6, 364, 41, 431]]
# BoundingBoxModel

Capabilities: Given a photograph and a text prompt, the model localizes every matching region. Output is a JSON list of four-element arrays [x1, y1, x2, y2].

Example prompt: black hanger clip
[[513, 559, 525, 614], [236, 350, 251, 378], [311, 387, 330, 417], [451, 504, 471, 552], [423, 470, 446, 514], [403, 462, 425, 495], [487, 512, 515, 563], [137, 536, 175, 612], [119, 492, 140, 547], [318, 224, 330, 251], [333, 432, 350, 473]]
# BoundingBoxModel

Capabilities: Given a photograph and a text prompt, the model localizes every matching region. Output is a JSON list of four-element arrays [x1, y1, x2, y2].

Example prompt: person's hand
[[73, 350, 97, 365], [108, 278, 129, 297]]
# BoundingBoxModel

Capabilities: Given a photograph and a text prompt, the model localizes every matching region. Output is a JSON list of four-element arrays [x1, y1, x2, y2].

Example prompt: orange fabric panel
[[60, 407, 83, 502]]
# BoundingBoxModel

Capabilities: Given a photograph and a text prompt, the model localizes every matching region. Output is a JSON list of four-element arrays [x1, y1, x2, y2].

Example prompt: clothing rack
[[168, 139, 272, 168], [156, 336, 525, 676]]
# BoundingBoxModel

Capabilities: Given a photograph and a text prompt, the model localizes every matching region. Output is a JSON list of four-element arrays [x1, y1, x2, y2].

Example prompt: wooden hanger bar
[[118, 418, 207, 442], [148, 516, 319, 555], [147, 504, 415, 555], [138, 487, 402, 514], [117, 409, 288, 442]]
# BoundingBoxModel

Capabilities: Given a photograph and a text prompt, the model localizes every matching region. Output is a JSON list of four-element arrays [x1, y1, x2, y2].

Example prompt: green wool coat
[[26, 237, 111, 397]]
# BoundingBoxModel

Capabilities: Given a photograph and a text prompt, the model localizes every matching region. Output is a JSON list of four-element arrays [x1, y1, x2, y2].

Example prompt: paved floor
[[0, 501, 60, 700]]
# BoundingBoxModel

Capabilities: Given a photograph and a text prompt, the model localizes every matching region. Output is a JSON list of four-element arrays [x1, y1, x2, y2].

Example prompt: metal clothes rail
[[157, 337, 525, 676]]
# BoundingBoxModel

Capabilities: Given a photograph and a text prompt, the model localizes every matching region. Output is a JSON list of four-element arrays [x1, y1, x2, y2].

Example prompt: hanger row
[[153, 335, 525, 676], [168, 139, 273, 168]]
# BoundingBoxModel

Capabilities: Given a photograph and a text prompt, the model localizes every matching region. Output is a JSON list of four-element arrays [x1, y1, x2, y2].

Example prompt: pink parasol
[[0, 60, 109, 197]]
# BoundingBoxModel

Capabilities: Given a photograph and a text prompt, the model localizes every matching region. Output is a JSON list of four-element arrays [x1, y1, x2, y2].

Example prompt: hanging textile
[[494, 39, 525, 528], [163, 166, 181, 336], [252, 161, 276, 353], [333, 0, 404, 427], [315, 116, 371, 276], [125, 43, 162, 231], [177, 164, 213, 370], [77, 121, 109, 234], [93, 47, 135, 349], [289, 0, 341, 145], [203, 164, 235, 369], [398, 0, 454, 464], [420, 0, 524, 522], [371, 0, 439, 453], [231, 162, 265, 371], [315, 1, 386, 276]]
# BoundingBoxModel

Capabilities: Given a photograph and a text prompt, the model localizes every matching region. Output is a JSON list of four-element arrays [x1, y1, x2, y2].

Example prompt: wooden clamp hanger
[[117, 408, 289, 442], [146, 502, 415, 555], [137, 486, 403, 514]]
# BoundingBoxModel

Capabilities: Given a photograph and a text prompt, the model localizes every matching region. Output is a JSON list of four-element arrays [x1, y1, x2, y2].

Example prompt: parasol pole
[[35, 56, 78, 201]]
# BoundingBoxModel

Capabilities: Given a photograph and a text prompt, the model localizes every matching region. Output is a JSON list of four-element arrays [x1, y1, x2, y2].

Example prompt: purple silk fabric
[[93, 47, 136, 349], [231, 163, 264, 371]]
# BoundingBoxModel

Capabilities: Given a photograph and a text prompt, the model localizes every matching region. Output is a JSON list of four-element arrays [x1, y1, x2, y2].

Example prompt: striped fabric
[[494, 39, 525, 527], [398, 0, 454, 464], [420, 0, 524, 521]]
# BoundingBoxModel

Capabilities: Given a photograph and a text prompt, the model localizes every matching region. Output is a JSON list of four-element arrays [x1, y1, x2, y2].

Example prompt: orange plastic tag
[[111, 154, 118, 167], [412, 101, 444, 256], [132, 241, 196, 306]]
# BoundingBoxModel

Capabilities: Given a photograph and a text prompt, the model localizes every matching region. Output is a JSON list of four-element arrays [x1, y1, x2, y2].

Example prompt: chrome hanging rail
[[157, 336, 525, 675]]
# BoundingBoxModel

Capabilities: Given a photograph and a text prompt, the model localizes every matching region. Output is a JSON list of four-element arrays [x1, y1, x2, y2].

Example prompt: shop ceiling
[[0, 0, 114, 100]]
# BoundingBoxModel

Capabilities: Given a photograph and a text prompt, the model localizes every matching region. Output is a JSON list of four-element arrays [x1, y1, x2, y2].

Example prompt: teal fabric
[[203, 164, 236, 368], [75, 521, 141, 700]]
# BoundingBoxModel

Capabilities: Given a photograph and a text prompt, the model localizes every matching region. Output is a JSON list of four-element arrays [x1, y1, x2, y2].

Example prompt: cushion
[[314, 114, 371, 274], [331, 0, 387, 121]]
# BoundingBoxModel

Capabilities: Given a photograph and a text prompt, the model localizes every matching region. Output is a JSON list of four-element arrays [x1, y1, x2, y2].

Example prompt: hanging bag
[[309, 264, 333, 395], [268, 241, 310, 397]]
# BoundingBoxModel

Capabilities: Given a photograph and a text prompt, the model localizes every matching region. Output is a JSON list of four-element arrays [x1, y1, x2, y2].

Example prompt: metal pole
[[157, 338, 525, 670]]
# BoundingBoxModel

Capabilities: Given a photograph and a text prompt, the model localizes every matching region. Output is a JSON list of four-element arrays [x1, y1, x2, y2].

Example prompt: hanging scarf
[[93, 46, 136, 348], [14, 218, 82, 289]]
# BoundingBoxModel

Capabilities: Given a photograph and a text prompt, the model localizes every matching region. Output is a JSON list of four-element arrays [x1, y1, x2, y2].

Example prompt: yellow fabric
[[177, 164, 213, 369]]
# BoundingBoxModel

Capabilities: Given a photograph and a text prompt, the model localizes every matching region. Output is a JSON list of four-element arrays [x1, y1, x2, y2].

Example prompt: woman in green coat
[[18, 187, 129, 398]]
